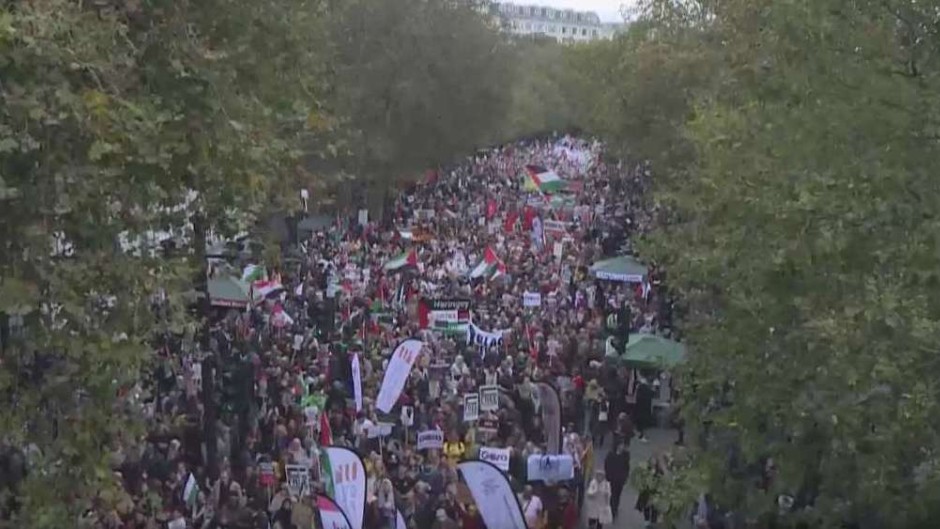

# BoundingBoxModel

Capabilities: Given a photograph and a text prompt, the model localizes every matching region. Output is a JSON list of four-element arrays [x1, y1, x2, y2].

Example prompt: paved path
[[581, 428, 681, 529]]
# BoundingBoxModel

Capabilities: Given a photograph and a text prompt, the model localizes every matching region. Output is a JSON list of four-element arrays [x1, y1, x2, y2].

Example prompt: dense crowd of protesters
[[83, 136, 679, 529]]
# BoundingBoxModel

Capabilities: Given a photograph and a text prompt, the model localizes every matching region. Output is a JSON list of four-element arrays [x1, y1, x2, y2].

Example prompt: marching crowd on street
[[82, 136, 681, 529]]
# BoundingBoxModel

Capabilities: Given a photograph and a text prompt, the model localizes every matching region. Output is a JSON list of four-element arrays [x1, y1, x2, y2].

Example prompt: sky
[[525, 0, 633, 22]]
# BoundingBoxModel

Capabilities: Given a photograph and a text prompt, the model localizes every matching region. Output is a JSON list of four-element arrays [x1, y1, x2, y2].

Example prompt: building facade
[[486, 1, 618, 43]]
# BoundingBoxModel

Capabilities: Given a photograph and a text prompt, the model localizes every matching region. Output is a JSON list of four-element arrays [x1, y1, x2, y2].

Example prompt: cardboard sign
[[479, 447, 511, 471], [479, 385, 499, 412], [286, 464, 311, 497], [417, 430, 445, 450], [463, 394, 480, 422], [523, 292, 542, 307], [358, 209, 368, 226]]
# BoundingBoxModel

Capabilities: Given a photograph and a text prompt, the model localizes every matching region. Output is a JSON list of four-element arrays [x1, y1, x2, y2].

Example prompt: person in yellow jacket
[[443, 430, 466, 465]]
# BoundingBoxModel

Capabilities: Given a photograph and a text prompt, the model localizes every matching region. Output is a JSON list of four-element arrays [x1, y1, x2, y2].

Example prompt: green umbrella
[[590, 255, 647, 282], [621, 333, 686, 368]]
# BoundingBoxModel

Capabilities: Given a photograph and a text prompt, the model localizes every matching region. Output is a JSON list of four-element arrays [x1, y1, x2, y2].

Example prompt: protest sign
[[286, 464, 311, 497], [526, 454, 575, 482], [523, 292, 542, 307], [366, 422, 394, 439], [417, 430, 445, 450], [400, 406, 414, 427], [259, 462, 276, 487], [479, 447, 511, 471], [479, 385, 499, 412], [463, 394, 480, 422]]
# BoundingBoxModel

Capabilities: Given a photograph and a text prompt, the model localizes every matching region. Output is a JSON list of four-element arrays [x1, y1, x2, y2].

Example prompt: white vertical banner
[[351, 353, 363, 412], [317, 494, 353, 529], [376, 339, 423, 413], [322, 447, 367, 529], [458, 460, 527, 529]]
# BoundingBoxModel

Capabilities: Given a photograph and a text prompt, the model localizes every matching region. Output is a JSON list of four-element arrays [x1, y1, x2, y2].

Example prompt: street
[[582, 428, 683, 529]]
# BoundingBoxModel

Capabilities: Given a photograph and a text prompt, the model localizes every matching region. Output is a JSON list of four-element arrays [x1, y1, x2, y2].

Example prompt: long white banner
[[351, 353, 363, 412], [376, 339, 423, 413], [458, 460, 527, 529]]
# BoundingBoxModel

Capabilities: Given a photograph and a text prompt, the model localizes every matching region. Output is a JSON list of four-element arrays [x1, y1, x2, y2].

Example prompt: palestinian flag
[[469, 247, 505, 280], [383, 249, 418, 272], [241, 264, 266, 283], [521, 165, 567, 194], [183, 473, 199, 508], [251, 279, 283, 299]]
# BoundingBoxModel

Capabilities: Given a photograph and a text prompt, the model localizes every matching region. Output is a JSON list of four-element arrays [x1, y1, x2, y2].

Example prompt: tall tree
[[0, 0, 328, 525]]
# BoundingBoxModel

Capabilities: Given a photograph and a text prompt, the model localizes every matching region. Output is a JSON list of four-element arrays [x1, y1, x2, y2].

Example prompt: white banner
[[463, 394, 480, 422], [479, 447, 511, 471], [458, 461, 527, 529], [317, 495, 353, 529], [479, 385, 499, 412], [417, 430, 444, 450], [286, 464, 311, 497], [323, 447, 366, 529], [466, 323, 503, 349], [376, 339, 423, 413], [526, 454, 575, 482], [351, 353, 363, 412], [523, 291, 542, 307]]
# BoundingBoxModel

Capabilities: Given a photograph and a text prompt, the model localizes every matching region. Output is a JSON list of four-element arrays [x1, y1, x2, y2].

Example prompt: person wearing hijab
[[586, 469, 614, 528]]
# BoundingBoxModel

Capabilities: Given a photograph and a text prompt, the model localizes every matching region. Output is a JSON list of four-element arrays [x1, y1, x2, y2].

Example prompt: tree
[[588, 0, 940, 527], [0, 0, 329, 525], [324, 0, 515, 207]]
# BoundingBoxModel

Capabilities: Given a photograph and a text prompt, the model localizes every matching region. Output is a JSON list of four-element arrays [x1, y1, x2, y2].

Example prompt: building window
[[582, 28, 587, 36], [541, 7, 546, 16], [592, 29, 598, 37], [561, 26, 566, 34]]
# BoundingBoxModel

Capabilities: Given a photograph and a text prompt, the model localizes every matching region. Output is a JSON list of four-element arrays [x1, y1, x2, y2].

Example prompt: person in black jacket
[[604, 442, 631, 520]]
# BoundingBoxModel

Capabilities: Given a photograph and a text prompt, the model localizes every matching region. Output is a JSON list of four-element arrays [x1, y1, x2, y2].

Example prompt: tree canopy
[[560, 0, 940, 526]]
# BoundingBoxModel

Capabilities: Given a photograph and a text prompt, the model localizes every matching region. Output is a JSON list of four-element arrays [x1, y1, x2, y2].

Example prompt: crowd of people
[[91, 136, 679, 529]]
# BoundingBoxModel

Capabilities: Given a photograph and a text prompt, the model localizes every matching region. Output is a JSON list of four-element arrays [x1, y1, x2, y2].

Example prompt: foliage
[[0, 0, 328, 526], [323, 0, 514, 204], [567, 0, 940, 527]]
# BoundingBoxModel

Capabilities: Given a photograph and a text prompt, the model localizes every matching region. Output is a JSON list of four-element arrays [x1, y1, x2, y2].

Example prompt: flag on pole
[[469, 247, 505, 280], [521, 165, 567, 194], [319, 410, 333, 446], [241, 265, 266, 283], [383, 249, 418, 272], [183, 473, 199, 507]]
